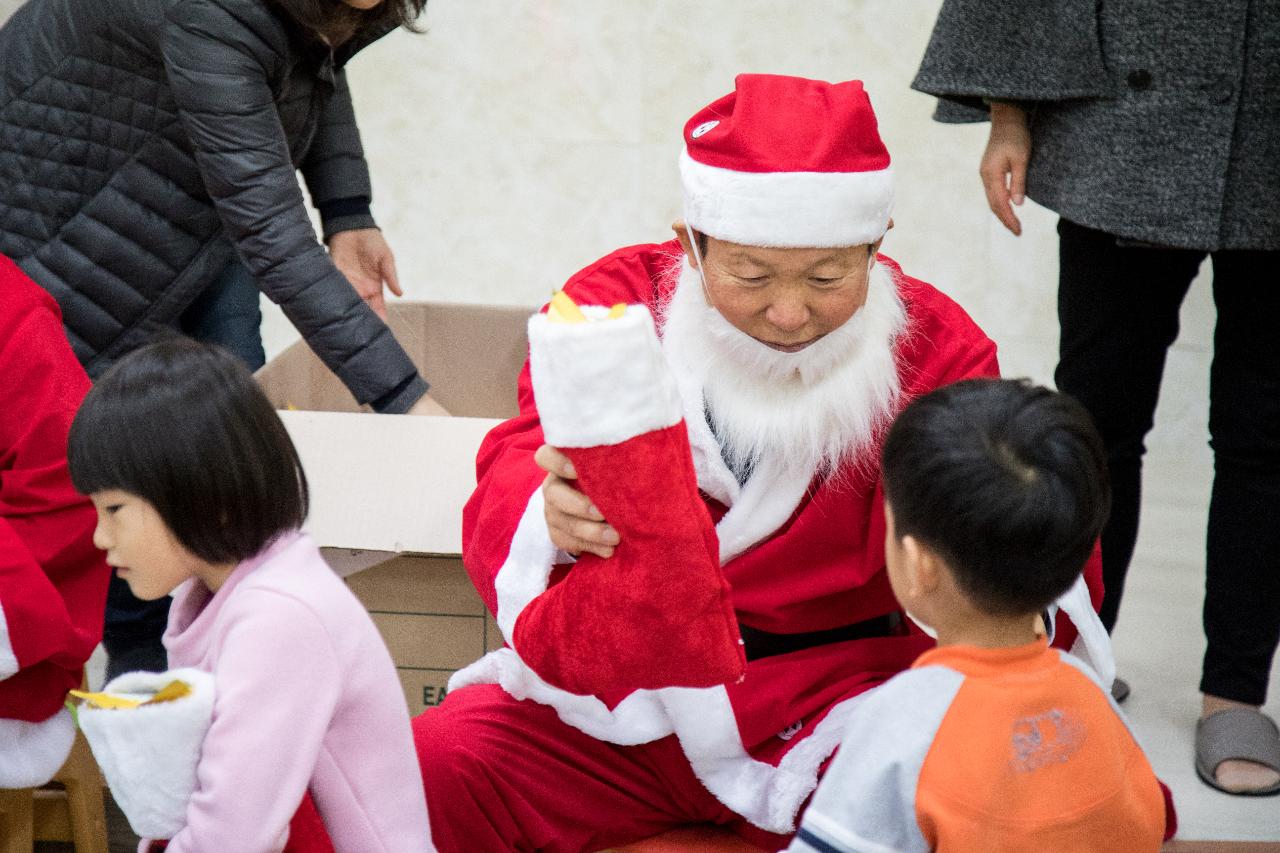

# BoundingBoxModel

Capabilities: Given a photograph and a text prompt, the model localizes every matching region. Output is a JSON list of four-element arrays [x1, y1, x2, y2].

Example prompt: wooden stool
[[0, 729, 108, 853], [0, 786, 34, 853], [606, 826, 765, 852]]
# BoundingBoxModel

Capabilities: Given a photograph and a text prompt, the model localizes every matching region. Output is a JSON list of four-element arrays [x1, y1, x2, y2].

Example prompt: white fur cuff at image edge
[[78, 667, 216, 840], [528, 305, 683, 448], [0, 707, 76, 787]]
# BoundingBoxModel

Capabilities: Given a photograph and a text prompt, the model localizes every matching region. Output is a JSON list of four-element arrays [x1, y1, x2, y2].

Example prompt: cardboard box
[[257, 302, 533, 714]]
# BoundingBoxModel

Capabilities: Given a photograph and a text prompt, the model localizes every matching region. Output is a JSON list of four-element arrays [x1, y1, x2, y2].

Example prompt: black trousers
[[1055, 218, 1280, 705]]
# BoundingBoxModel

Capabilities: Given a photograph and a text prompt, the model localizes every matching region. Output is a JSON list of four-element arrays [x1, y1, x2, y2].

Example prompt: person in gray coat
[[913, 0, 1280, 797], [0, 0, 451, 684]]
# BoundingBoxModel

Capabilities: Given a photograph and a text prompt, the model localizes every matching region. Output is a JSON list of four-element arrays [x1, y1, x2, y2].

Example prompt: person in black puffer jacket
[[0, 0, 449, 683], [0, 0, 443, 416]]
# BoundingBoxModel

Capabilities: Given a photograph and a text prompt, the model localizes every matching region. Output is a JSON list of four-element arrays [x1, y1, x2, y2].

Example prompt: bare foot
[[1202, 694, 1280, 792]]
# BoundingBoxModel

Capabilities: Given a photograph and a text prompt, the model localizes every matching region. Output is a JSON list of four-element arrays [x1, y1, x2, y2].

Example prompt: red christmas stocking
[[511, 300, 745, 703]]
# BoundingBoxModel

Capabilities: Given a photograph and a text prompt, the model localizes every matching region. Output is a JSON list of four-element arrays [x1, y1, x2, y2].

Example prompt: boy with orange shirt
[[791, 378, 1175, 852]]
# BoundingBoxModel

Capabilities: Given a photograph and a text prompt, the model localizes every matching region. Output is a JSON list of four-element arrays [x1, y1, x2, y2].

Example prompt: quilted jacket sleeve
[[300, 69, 379, 240], [160, 0, 427, 412]]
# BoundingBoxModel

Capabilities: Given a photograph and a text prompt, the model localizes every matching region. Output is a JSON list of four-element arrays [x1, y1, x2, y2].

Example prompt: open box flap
[[280, 410, 500, 572], [257, 302, 534, 417]]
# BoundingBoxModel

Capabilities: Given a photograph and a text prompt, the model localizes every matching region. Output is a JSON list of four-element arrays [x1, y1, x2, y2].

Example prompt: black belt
[[738, 612, 902, 662]]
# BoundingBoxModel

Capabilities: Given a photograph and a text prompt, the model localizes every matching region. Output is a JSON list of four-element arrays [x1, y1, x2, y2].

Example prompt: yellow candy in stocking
[[547, 290, 625, 324]]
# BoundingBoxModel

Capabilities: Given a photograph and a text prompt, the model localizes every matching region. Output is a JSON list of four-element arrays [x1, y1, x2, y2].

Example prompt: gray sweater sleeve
[[912, 0, 1116, 122], [160, 0, 426, 411]]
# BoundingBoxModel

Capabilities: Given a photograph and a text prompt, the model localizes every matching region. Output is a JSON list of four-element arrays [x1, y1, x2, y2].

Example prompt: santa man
[[414, 74, 1110, 851], [1, 254, 111, 788]]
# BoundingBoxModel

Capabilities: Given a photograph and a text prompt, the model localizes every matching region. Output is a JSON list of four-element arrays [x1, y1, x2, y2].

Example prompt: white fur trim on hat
[[528, 305, 683, 448], [78, 667, 215, 840], [0, 707, 76, 787], [680, 148, 894, 248]]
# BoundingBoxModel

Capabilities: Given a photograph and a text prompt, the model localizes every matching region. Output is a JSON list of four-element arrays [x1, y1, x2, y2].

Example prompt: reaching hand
[[406, 393, 451, 416], [979, 102, 1032, 236], [535, 444, 619, 559], [328, 228, 403, 320]]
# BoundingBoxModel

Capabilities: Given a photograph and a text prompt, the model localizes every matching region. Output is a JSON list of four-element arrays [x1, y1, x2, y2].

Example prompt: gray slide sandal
[[1194, 707, 1280, 797]]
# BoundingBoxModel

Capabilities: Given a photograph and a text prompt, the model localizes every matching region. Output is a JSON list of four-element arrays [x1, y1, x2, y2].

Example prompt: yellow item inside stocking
[[547, 291, 626, 323], [69, 679, 193, 710]]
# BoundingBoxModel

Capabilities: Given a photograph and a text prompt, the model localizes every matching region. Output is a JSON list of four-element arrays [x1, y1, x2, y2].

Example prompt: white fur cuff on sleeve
[[0, 708, 76, 787], [528, 305, 683, 448]]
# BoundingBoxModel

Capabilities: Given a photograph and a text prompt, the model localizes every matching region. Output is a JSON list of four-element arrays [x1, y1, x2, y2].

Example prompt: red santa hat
[[680, 74, 894, 248]]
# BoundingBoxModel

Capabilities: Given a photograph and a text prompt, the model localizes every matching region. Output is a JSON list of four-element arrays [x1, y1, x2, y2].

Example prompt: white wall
[[316, 0, 1212, 494], [0, 0, 1213, 488]]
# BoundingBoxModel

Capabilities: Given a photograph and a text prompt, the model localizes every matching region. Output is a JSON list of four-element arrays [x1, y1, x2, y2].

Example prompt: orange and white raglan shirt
[[790, 638, 1170, 852]]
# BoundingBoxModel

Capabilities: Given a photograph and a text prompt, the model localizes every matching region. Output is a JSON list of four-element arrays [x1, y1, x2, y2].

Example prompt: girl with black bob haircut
[[68, 339, 308, 565], [66, 340, 433, 850]]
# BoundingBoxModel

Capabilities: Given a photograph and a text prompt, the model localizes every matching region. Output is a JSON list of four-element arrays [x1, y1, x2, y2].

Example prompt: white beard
[[658, 261, 907, 482]]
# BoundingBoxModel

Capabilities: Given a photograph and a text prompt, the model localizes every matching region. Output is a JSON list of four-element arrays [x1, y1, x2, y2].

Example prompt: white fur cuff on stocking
[[528, 305, 683, 447], [78, 667, 215, 840]]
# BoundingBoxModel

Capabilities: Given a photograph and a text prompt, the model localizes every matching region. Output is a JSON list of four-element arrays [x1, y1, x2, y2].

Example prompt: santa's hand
[[535, 444, 620, 559]]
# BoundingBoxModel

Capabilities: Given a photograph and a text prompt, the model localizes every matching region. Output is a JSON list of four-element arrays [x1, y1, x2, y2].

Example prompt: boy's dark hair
[[881, 378, 1110, 617], [68, 339, 308, 565]]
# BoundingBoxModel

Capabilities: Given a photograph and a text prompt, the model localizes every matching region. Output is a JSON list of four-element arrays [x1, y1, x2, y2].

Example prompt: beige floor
[[1114, 454, 1280, 842], [1116, 445, 1280, 835]]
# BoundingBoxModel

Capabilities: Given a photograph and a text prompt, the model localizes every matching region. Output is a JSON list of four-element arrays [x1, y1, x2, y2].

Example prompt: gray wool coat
[[0, 0, 426, 411], [912, 0, 1280, 252]]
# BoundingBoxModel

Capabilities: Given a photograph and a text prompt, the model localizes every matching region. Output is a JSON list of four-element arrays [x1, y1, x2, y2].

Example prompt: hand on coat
[[979, 102, 1032, 236], [328, 228, 403, 320], [535, 444, 619, 559]]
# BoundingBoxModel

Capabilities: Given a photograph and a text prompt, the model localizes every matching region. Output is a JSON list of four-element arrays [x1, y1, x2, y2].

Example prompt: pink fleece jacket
[[153, 531, 433, 852]]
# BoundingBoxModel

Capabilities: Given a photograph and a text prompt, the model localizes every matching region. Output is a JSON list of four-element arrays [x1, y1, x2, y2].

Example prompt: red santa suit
[[414, 76, 1110, 850], [418, 242, 1109, 844], [0, 254, 111, 787]]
